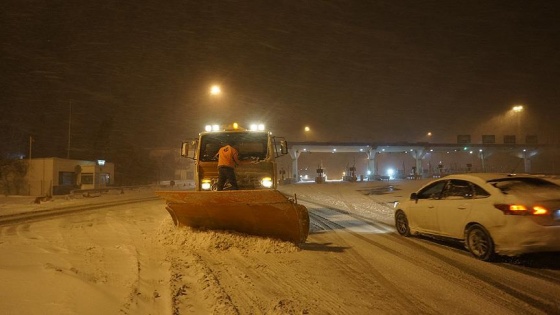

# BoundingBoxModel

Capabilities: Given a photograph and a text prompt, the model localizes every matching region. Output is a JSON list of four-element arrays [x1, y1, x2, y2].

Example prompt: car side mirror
[[410, 192, 419, 203]]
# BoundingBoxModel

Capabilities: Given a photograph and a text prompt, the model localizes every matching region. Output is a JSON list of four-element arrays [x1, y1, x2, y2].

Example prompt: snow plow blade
[[155, 190, 309, 244]]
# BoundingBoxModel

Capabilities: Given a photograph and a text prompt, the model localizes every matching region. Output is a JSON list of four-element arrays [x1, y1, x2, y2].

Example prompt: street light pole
[[512, 105, 523, 143], [67, 100, 72, 159], [29, 136, 33, 160]]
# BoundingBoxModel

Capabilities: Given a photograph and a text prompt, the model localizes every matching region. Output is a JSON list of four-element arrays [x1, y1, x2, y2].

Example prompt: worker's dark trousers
[[217, 166, 238, 190]]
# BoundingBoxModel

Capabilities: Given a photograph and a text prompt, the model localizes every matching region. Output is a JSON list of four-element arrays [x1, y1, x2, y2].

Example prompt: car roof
[[441, 173, 553, 183], [443, 173, 512, 181], [415, 173, 560, 196]]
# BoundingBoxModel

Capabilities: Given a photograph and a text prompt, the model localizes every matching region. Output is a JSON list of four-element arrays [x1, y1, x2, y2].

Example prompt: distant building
[[25, 158, 115, 196]]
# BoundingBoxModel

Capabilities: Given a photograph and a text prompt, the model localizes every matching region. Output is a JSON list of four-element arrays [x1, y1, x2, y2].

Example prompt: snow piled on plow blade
[[155, 190, 310, 245]]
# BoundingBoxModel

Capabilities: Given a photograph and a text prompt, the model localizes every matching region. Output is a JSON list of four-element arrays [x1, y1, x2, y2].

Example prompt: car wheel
[[465, 224, 495, 261], [395, 210, 411, 236]]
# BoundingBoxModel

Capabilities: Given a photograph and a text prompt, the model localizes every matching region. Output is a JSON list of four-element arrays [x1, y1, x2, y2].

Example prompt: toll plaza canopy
[[287, 141, 554, 181]]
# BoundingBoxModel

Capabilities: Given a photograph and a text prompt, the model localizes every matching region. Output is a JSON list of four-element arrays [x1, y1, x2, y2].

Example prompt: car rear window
[[488, 177, 560, 194], [473, 185, 490, 198]]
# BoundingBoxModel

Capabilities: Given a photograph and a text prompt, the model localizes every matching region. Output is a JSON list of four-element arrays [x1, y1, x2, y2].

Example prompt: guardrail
[[69, 185, 151, 198]]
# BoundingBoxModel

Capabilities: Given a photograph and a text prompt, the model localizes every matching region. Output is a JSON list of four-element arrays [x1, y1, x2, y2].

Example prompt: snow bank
[[0, 187, 155, 216]]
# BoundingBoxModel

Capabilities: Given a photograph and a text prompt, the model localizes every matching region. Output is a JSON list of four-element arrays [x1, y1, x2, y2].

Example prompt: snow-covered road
[[1, 182, 559, 314]]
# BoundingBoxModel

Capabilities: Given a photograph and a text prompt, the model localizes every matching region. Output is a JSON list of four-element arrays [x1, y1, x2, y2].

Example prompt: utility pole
[[67, 101, 72, 159], [29, 135, 33, 159]]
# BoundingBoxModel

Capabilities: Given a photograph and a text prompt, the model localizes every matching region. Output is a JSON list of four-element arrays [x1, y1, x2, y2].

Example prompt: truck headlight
[[261, 177, 273, 188], [201, 180, 212, 190]]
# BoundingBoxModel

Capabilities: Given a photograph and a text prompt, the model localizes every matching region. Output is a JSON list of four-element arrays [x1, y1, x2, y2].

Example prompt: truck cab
[[181, 124, 288, 191]]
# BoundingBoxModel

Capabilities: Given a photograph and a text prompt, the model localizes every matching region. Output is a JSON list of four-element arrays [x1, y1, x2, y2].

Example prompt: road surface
[[0, 183, 559, 314]]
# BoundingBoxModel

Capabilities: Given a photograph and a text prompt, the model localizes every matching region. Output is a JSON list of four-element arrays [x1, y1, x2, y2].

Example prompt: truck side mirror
[[280, 140, 288, 155], [182, 140, 198, 159], [181, 142, 190, 157]]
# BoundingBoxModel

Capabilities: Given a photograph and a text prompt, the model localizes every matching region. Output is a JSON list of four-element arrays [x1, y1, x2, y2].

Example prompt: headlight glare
[[201, 180, 212, 190], [261, 177, 273, 188]]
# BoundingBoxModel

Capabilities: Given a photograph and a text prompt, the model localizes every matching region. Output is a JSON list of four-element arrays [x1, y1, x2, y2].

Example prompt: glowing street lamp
[[426, 131, 433, 142], [512, 105, 523, 112], [210, 85, 221, 95], [304, 126, 311, 141]]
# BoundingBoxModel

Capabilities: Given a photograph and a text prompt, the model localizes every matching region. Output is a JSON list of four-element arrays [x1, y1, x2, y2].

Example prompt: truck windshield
[[199, 132, 269, 162]]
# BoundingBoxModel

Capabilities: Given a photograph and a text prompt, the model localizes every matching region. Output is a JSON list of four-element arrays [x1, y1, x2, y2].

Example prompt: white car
[[394, 173, 560, 261]]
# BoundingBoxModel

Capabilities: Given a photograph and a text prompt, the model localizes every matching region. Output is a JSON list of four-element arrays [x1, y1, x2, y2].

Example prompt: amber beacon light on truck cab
[[181, 123, 289, 191]]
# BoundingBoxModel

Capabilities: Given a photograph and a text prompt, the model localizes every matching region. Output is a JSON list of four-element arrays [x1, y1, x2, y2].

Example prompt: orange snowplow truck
[[156, 124, 309, 244]]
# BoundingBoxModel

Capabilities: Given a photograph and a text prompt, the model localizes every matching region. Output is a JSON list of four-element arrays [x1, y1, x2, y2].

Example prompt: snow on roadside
[[0, 187, 156, 216]]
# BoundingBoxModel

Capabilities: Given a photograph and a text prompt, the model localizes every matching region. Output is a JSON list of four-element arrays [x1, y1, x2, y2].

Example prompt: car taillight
[[494, 204, 549, 216], [532, 206, 549, 215]]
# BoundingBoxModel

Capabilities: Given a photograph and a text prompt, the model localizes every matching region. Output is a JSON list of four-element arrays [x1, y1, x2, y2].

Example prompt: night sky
[[2, 0, 559, 161]]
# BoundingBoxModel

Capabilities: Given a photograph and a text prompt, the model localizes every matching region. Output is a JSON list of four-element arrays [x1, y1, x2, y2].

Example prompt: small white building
[[25, 158, 115, 196]]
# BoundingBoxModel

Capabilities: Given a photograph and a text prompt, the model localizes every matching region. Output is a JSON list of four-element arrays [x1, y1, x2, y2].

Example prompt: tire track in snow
[[167, 251, 239, 315], [393, 235, 560, 314], [309, 209, 529, 314], [304, 199, 560, 314], [309, 211, 437, 315]]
